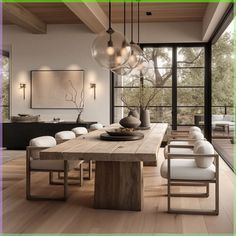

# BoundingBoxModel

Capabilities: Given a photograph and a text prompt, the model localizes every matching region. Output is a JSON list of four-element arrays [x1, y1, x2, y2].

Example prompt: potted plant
[[120, 77, 158, 128]]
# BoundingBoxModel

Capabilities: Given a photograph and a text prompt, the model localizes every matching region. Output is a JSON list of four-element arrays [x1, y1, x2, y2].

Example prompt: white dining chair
[[161, 140, 219, 215], [26, 136, 83, 201]]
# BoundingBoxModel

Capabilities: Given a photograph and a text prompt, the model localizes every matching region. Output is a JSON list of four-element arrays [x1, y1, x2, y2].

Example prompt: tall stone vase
[[140, 108, 150, 128]]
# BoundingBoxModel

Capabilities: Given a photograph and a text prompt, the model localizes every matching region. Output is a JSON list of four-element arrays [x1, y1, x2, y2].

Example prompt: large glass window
[[1, 52, 10, 121], [212, 19, 234, 168], [177, 47, 205, 126], [112, 44, 206, 129]]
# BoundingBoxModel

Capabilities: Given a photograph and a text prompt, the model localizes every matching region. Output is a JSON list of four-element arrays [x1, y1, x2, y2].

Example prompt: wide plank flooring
[[2, 149, 234, 234]]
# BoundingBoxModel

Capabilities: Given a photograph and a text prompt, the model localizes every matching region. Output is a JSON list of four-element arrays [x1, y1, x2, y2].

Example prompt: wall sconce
[[20, 83, 26, 100], [90, 83, 96, 100]]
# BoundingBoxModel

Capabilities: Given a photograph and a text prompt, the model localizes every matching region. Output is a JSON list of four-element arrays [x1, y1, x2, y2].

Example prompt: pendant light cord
[[124, 1, 126, 36], [131, 1, 134, 44], [138, 1, 140, 44], [109, 0, 111, 30], [107, 0, 114, 37]]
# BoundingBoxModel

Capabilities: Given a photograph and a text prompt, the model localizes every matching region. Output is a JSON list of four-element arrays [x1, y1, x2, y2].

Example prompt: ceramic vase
[[140, 108, 150, 128], [119, 115, 141, 128]]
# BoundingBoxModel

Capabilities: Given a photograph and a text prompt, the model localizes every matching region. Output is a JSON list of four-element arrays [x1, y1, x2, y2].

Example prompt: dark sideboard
[[3, 121, 97, 150]]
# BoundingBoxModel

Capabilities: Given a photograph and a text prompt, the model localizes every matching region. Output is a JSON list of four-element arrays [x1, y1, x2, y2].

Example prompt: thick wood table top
[[40, 123, 168, 162]]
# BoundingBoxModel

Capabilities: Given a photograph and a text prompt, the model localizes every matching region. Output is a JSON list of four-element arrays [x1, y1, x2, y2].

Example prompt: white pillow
[[189, 126, 201, 133], [193, 140, 206, 153], [194, 141, 215, 168], [189, 130, 204, 140]]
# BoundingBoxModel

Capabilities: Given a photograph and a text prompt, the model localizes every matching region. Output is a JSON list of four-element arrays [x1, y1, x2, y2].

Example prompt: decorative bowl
[[106, 128, 136, 136]]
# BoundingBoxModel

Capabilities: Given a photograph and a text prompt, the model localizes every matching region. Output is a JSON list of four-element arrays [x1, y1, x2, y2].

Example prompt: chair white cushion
[[30, 136, 56, 147], [55, 131, 76, 140], [164, 145, 193, 159], [29, 136, 56, 160], [72, 127, 88, 136], [189, 126, 201, 133], [30, 160, 77, 171], [160, 159, 215, 180], [194, 141, 215, 168], [90, 123, 103, 131]]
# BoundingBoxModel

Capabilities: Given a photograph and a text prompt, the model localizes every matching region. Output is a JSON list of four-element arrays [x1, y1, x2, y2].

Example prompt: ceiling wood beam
[[64, 2, 108, 33], [202, 2, 230, 41], [3, 3, 46, 34]]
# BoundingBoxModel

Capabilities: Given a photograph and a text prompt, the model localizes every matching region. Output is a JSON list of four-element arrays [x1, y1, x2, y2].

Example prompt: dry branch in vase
[[65, 80, 84, 122]]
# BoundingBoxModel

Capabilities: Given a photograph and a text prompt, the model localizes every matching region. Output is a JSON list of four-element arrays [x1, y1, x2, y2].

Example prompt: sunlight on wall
[[66, 64, 82, 70]]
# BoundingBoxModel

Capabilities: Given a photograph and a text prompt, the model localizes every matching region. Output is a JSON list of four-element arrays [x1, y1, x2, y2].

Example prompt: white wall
[[3, 24, 111, 124], [3, 22, 202, 125]]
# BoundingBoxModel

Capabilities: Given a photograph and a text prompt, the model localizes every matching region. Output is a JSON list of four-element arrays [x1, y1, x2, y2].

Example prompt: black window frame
[[111, 42, 212, 141]]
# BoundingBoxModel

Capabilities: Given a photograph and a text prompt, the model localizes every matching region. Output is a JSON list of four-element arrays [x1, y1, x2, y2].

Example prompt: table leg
[[94, 161, 143, 211]]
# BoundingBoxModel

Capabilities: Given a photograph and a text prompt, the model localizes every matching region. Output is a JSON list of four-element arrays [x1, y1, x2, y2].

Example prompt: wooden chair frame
[[166, 146, 219, 215], [26, 146, 82, 201], [167, 138, 206, 145]]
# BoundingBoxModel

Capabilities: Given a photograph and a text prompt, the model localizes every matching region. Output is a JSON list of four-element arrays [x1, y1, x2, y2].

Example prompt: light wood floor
[[2, 149, 234, 234]]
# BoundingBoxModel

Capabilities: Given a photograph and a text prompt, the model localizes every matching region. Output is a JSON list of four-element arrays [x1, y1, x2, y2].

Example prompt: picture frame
[[30, 70, 84, 109]]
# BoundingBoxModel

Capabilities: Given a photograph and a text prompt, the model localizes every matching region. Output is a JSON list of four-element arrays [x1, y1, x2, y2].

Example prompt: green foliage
[[212, 31, 234, 111], [118, 30, 233, 124], [1, 56, 10, 121]]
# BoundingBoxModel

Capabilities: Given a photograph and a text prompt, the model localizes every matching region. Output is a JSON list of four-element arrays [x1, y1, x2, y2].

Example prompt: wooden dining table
[[40, 123, 168, 211]]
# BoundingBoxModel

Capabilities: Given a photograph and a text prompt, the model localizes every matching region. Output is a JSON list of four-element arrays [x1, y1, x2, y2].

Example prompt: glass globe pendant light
[[112, 1, 133, 76], [91, 0, 130, 70]]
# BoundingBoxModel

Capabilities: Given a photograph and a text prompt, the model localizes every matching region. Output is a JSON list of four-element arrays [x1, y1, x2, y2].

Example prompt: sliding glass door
[[176, 47, 205, 128]]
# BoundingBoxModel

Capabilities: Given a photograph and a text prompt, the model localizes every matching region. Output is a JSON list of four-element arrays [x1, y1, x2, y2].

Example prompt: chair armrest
[[167, 144, 194, 153], [171, 130, 189, 134], [167, 138, 193, 145], [168, 134, 189, 139], [167, 138, 206, 144], [167, 152, 219, 159]]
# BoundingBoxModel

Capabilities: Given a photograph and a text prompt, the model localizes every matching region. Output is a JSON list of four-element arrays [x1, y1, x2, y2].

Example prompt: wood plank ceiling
[[3, 2, 208, 25], [99, 3, 208, 23]]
